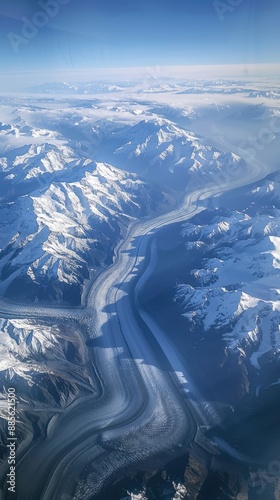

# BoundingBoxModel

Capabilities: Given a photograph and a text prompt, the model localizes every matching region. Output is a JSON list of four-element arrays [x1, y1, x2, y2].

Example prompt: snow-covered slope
[[0, 117, 58, 140], [0, 161, 168, 303], [175, 172, 280, 375], [111, 118, 243, 187], [1, 143, 80, 183], [0, 316, 96, 448]]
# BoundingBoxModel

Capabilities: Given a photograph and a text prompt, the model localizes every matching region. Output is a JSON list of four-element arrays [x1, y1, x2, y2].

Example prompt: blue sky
[[0, 0, 279, 89]]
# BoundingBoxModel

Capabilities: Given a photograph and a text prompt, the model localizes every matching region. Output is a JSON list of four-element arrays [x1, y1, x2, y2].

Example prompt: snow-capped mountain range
[[112, 118, 242, 185], [175, 172, 280, 381], [0, 110, 244, 303], [0, 82, 280, 499], [0, 158, 168, 302], [28, 79, 280, 100]]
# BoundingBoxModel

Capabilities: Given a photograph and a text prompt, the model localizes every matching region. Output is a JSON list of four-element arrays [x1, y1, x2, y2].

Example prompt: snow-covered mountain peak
[[176, 174, 280, 373]]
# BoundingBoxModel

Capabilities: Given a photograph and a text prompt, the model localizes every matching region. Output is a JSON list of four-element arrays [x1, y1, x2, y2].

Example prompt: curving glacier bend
[[1, 164, 262, 499]]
